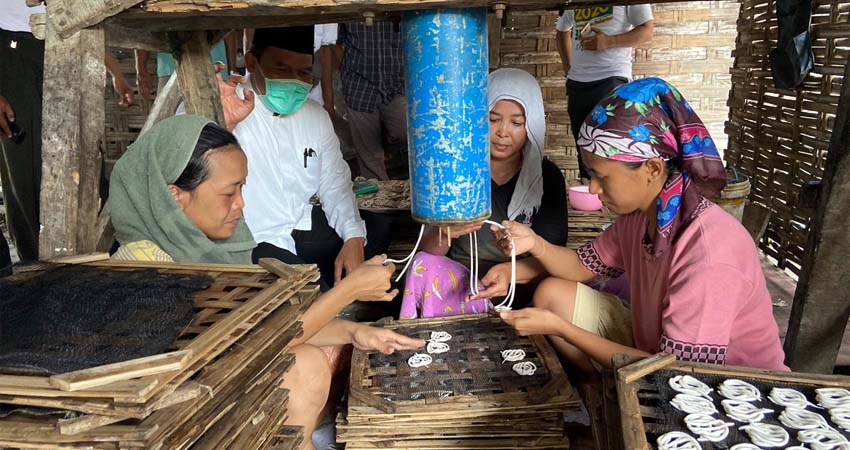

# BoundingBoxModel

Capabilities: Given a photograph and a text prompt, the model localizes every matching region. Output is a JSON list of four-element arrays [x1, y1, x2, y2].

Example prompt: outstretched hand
[[352, 325, 426, 355], [500, 307, 566, 337]]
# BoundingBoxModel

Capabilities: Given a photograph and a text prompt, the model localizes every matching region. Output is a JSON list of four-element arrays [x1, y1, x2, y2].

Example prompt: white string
[[385, 224, 426, 282], [476, 220, 516, 311], [729, 444, 761, 450], [469, 232, 480, 296]]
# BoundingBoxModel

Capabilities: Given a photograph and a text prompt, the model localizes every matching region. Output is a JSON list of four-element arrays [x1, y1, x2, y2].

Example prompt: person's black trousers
[[252, 206, 391, 289], [0, 29, 44, 263]]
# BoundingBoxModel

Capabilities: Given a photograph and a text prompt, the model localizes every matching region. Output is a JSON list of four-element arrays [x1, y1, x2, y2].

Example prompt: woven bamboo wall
[[104, 48, 152, 175], [497, 1, 740, 180], [724, 0, 848, 275]]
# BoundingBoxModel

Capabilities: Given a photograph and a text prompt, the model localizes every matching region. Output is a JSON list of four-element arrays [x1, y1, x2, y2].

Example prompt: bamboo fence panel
[[723, 0, 849, 275]]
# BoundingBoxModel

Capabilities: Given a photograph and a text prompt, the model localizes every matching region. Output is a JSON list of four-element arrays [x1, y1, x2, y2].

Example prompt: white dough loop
[[739, 423, 790, 447], [817, 388, 850, 409], [721, 399, 773, 423], [729, 444, 761, 450], [668, 375, 713, 398], [512, 361, 537, 376], [769, 387, 819, 409], [500, 349, 526, 363], [829, 406, 850, 432], [797, 428, 850, 450], [656, 431, 702, 450], [719, 379, 762, 402], [407, 353, 433, 368], [683, 413, 734, 442], [671, 393, 718, 415], [779, 407, 835, 430], [429, 331, 452, 342], [426, 341, 450, 354]]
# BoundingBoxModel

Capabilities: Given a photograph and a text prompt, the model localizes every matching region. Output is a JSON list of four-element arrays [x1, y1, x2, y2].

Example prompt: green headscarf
[[110, 115, 256, 264]]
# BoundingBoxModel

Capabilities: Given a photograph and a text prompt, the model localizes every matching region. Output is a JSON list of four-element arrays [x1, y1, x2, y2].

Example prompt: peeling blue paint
[[403, 8, 490, 225]]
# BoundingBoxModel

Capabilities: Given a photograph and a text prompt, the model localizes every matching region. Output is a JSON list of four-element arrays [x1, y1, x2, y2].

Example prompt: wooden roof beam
[[46, 0, 146, 39]]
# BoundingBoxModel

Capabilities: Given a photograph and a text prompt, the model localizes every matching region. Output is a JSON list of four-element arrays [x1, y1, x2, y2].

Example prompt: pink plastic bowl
[[569, 185, 603, 211]]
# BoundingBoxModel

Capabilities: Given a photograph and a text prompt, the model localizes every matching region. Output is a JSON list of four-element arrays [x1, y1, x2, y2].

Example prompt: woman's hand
[[341, 254, 398, 302], [468, 262, 511, 300], [492, 221, 545, 256], [500, 307, 567, 337], [352, 325, 426, 354]]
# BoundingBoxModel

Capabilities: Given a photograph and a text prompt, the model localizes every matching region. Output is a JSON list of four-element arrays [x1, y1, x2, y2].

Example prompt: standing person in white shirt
[[217, 26, 390, 288], [555, 5, 654, 180]]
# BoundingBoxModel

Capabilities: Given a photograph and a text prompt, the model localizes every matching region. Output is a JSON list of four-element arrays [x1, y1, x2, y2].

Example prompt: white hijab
[[487, 68, 546, 221]]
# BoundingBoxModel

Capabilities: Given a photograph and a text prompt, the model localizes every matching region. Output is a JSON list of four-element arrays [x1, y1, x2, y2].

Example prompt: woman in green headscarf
[[110, 115, 424, 449]]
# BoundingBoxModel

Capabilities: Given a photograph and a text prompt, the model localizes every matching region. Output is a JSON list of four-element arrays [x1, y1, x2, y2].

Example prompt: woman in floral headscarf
[[492, 78, 787, 371]]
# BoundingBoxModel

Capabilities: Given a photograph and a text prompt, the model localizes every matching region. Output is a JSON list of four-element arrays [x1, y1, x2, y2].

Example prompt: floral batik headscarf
[[577, 77, 727, 256]]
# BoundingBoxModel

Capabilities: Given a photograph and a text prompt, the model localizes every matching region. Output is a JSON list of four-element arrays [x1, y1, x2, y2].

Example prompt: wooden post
[[39, 22, 105, 259], [47, 0, 145, 39], [784, 61, 850, 373], [173, 31, 225, 124], [487, 13, 501, 70]]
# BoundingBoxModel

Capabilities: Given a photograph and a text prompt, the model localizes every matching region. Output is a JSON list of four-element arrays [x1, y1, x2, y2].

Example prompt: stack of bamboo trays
[[567, 208, 617, 249], [0, 257, 318, 450], [337, 315, 580, 449]]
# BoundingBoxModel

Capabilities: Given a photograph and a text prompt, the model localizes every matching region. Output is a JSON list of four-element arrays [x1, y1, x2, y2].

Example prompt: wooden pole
[[783, 61, 850, 373], [173, 31, 225, 125], [39, 22, 105, 259]]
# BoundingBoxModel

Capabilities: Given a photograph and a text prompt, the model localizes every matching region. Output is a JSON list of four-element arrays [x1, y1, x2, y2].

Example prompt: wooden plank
[[258, 258, 304, 280], [173, 30, 225, 125], [47, 0, 145, 39], [39, 23, 106, 260], [487, 13, 502, 69], [49, 350, 192, 392], [48, 253, 111, 264], [618, 353, 675, 385], [784, 60, 850, 373], [105, 23, 170, 52]]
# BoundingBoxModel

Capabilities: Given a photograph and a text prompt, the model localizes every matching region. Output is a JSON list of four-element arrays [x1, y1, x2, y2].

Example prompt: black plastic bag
[[770, 0, 814, 89]]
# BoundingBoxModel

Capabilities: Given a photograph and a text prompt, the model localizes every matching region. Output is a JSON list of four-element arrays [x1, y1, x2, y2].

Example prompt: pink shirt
[[578, 201, 787, 370]]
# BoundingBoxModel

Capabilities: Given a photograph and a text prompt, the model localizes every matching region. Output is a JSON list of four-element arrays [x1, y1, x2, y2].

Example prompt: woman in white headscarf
[[400, 68, 568, 319]]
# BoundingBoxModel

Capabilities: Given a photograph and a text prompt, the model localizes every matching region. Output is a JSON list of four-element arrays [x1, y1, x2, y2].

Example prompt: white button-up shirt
[[234, 79, 366, 254]]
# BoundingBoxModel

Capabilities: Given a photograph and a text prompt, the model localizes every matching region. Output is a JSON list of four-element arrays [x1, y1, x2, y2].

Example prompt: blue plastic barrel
[[403, 8, 491, 225]]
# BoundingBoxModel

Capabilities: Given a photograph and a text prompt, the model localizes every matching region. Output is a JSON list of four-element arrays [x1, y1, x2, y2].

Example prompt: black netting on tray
[[0, 265, 211, 375], [367, 318, 551, 401], [640, 369, 850, 449]]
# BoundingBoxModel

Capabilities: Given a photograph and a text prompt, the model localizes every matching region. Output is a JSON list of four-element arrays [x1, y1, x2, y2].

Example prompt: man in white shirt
[[218, 26, 389, 288], [555, 5, 654, 179]]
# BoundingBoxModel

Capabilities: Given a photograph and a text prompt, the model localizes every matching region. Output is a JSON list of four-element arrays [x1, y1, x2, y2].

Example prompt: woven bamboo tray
[[338, 314, 579, 449], [567, 208, 617, 249], [0, 258, 319, 450], [616, 353, 850, 450]]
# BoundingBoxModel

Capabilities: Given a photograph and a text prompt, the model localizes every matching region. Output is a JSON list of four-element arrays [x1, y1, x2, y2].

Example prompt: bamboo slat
[[724, 0, 849, 275]]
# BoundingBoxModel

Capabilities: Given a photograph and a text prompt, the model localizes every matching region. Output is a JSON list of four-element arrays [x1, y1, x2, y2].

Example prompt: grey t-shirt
[[556, 5, 653, 83]]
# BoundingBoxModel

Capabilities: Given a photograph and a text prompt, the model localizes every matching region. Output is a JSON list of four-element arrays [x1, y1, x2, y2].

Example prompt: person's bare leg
[[533, 277, 596, 374], [280, 344, 332, 450]]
